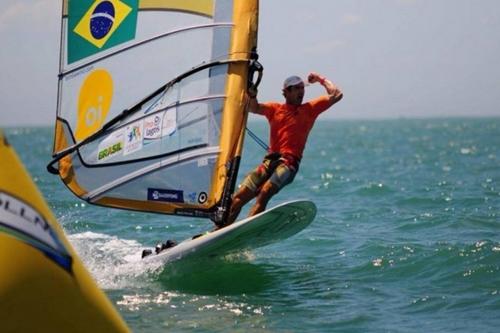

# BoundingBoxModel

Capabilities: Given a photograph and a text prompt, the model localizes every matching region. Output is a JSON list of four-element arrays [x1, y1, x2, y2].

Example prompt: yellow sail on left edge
[[0, 130, 130, 333]]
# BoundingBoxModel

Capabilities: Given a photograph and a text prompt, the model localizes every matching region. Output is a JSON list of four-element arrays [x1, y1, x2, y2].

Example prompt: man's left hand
[[247, 86, 258, 98], [307, 72, 324, 84]]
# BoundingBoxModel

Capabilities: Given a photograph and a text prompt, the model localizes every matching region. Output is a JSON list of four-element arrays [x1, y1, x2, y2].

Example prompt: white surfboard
[[142, 200, 316, 264]]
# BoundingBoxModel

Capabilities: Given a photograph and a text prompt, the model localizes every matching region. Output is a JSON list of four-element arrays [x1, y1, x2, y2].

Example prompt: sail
[[1, 131, 130, 332], [50, 0, 260, 223]]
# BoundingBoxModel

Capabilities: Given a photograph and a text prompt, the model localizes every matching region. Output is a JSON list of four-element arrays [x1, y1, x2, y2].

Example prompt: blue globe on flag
[[90, 1, 115, 40]]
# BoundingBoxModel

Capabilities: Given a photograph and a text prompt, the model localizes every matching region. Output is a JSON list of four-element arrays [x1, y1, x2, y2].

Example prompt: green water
[[5, 118, 500, 332]]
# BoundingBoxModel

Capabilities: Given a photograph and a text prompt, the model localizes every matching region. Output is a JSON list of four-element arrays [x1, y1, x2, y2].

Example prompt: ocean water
[[4, 118, 500, 333]]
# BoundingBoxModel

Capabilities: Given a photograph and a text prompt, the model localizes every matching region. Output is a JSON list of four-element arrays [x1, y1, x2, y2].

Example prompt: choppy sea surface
[[5, 118, 500, 332]]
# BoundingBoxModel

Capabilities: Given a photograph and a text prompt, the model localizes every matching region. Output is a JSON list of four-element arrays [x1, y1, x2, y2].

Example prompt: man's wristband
[[319, 77, 326, 85]]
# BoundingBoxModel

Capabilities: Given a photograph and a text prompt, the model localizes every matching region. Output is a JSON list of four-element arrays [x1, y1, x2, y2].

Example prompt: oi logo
[[75, 69, 113, 142]]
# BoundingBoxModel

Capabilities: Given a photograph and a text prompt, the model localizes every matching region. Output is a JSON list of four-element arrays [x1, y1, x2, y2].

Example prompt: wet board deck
[[142, 200, 316, 265]]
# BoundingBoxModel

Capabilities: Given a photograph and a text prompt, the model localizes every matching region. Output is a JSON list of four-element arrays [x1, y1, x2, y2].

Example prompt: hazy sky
[[1, 0, 499, 126]]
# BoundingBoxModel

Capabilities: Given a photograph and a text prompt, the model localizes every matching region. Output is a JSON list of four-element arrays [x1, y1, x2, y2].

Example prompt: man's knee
[[237, 185, 256, 200], [231, 195, 243, 210], [257, 181, 278, 201]]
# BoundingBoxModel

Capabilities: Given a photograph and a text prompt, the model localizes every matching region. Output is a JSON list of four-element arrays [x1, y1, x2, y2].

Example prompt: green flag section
[[68, 0, 138, 64]]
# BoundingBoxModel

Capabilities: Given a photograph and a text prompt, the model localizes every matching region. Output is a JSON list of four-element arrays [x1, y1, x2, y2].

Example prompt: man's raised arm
[[308, 72, 343, 106]]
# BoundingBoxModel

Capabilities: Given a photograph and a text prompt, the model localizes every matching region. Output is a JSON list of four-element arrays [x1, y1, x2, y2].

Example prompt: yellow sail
[[0, 130, 130, 333], [51, 0, 260, 224]]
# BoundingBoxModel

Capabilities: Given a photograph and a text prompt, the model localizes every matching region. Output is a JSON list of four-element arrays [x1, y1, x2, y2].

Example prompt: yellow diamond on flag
[[74, 0, 132, 49]]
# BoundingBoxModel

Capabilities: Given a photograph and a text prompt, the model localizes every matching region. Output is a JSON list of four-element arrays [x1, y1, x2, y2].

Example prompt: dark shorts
[[240, 153, 299, 193]]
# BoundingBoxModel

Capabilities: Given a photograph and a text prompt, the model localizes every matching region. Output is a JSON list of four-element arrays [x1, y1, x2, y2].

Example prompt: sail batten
[[51, 0, 259, 220]]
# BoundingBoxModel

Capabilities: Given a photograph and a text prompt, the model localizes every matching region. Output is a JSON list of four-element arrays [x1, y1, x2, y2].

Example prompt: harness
[[261, 152, 300, 174]]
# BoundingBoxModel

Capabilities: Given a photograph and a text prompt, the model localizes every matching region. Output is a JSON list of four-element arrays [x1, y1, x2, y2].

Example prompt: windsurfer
[[223, 72, 343, 227]]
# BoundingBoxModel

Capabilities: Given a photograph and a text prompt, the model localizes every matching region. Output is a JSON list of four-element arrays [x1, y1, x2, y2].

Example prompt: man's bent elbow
[[330, 91, 343, 105], [337, 92, 343, 102]]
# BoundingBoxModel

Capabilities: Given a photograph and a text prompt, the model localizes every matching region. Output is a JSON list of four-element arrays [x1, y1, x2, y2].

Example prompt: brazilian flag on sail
[[68, 0, 138, 64]]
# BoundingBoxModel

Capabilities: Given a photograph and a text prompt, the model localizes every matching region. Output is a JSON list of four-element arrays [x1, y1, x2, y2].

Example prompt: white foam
[[68, 231, 163, 290]]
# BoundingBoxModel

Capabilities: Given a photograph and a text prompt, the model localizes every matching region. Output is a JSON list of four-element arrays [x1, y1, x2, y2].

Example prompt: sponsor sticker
[[162, 108, 177, 137], [143, 114, 163, 141], [123, 120, 143, 155], [0, 191, 72, 272], [97, 129, 124, 161], [147, 188, 184, 203]]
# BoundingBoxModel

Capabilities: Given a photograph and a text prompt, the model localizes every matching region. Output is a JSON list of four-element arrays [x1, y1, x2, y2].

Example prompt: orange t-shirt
[[260, 96, 332, 161]]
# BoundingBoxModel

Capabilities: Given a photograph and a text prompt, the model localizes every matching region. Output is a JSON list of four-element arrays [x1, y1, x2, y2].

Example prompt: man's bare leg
[[248, 180, 279, 216], [225, 185, 256, 227]]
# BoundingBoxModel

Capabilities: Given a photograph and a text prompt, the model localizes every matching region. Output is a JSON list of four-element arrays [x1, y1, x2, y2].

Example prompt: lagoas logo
[[68, 0, 138, 63], [144, 115, 162, 139]]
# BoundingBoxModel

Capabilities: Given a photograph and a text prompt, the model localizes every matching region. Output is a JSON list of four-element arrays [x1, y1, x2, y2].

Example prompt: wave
[[68, 231, 164, 289], [347, 240, 500, 296]]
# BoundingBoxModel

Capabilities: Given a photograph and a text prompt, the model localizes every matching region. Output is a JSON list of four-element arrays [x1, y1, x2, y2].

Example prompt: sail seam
[[61, 23, 234, 77]]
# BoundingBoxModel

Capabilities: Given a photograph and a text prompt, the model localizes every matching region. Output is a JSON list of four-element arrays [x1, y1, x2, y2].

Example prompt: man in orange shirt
[[225, 72, 343, 227]]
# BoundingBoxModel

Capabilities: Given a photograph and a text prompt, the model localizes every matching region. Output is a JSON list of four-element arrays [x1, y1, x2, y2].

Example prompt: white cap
[[283, 75, 304, 89]]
